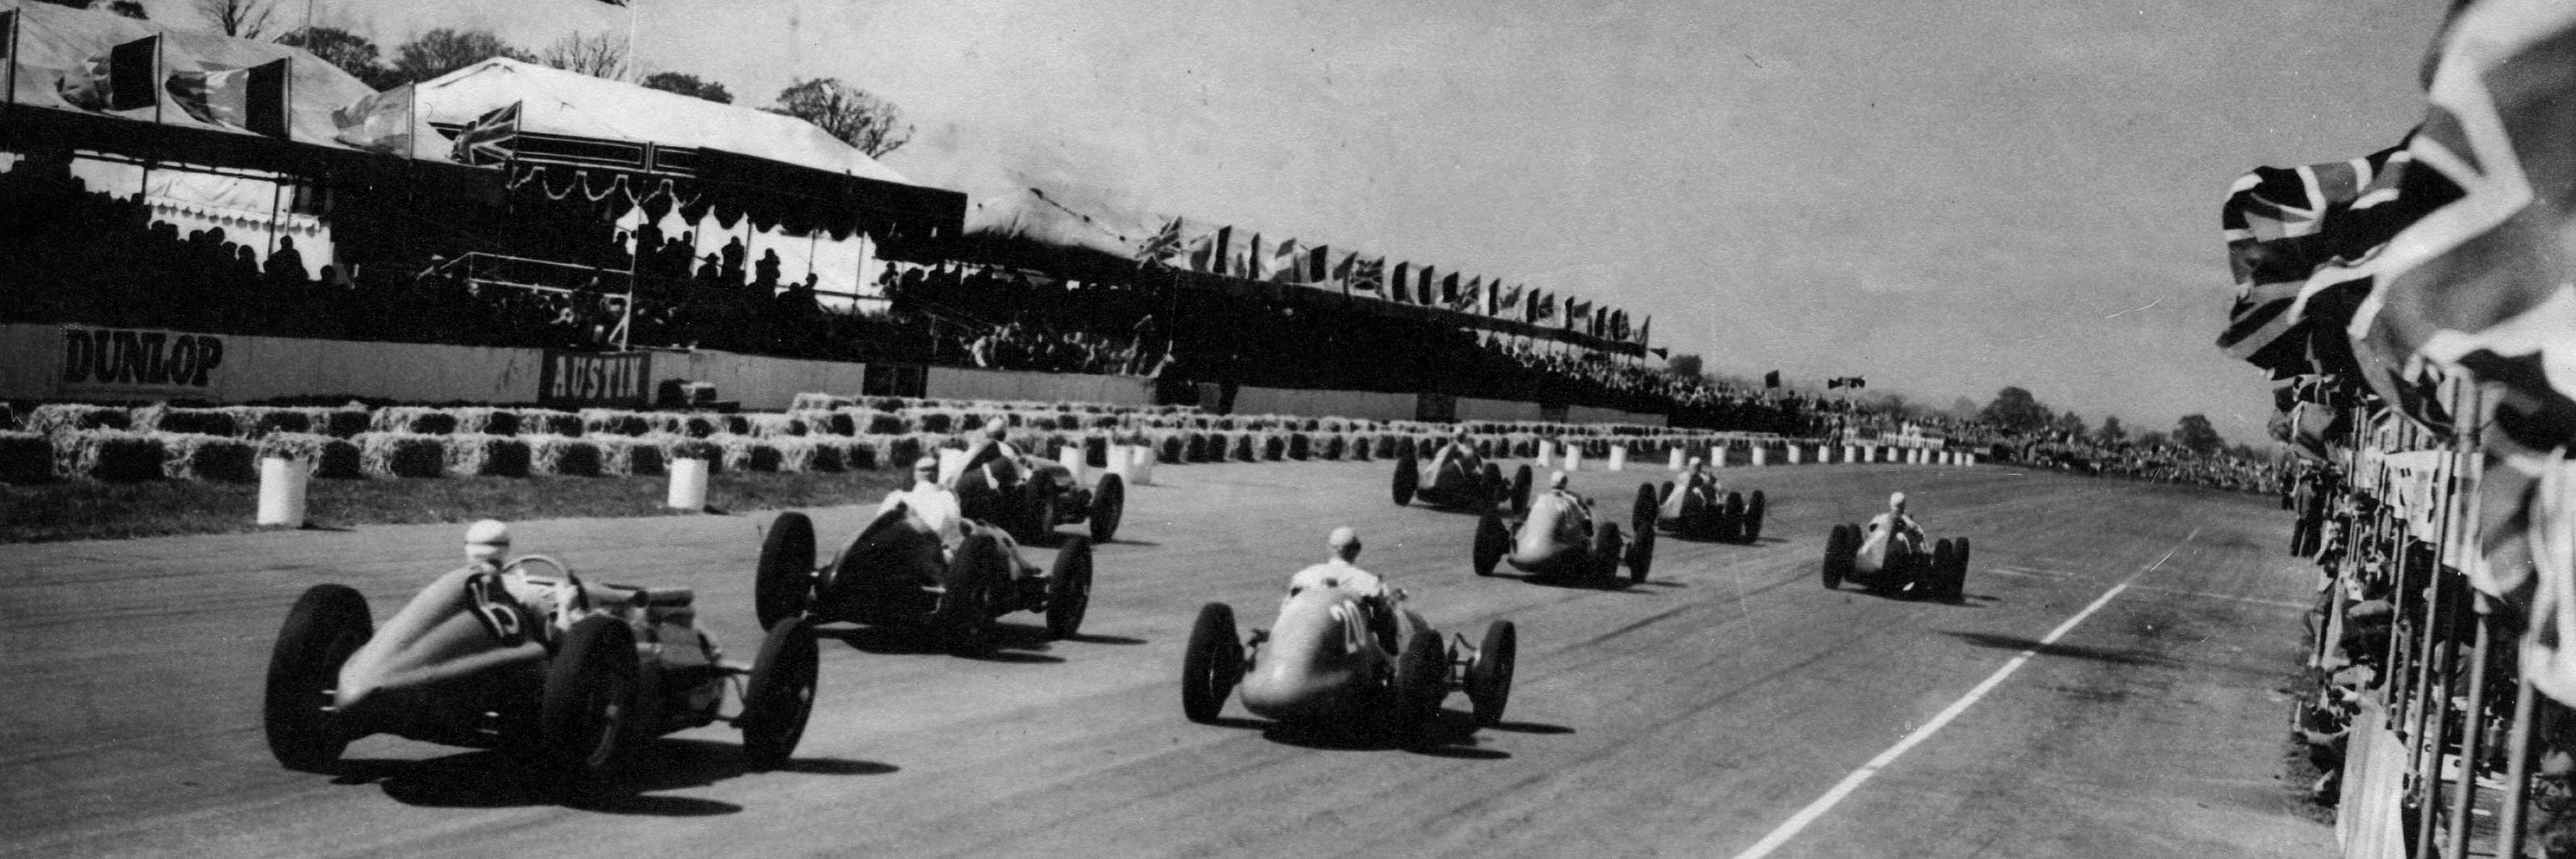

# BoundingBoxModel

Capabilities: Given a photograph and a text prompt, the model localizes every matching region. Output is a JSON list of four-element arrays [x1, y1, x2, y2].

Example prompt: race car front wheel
[[1181, 603, 1242, 723], [1392, 455, 1419, 507], [1046, 537, 1095, 638], [1088, 474, 1125, 544], [1389, 630, 1449, 746], [937, 535, 1005, 652], [1473, 513, 1510, 577], [1467, 621, 1517, 727], [539, 616, 641, 787], [740, 616, 820, 770], [264, 583, 373, 771], [756, 512, 818, 629]]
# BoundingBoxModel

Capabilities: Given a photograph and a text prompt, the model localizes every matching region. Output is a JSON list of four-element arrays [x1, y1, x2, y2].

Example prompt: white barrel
[[1608, 445, 1628, 471], [1751, 445, 1769, 467], [1537, 440, 1556, 467], [1059, 442, 1092, 485], [1105, 443, 1132, 479], [667, 457, 710, 510], [1966, 453, 1979, 467], [1668, 448, 1686, 471], [1785, 444, 1804, 465], [1565, 445, 1583, 472], [1126, 444, 1157, 485], [256, 456, 308, 526], [1844, 445, 1860, 464]]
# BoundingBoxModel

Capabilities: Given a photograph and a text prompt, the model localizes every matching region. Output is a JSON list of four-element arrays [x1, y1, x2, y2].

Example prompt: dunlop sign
[[538, 349, 651, 408], [60, 326, 224, 396]]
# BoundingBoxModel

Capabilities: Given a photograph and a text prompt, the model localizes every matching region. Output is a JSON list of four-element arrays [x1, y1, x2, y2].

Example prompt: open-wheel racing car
[[1180, 543, 1517, 746], [950, 430, 1125, 544], [1819, 511, 1969, 600], [1472, 478, 1657, 585], [1392, 437, 1532, 513], [263, 523, 819, 790], [1653, 464, 1766, 543], [756, 505, 1095, 652]]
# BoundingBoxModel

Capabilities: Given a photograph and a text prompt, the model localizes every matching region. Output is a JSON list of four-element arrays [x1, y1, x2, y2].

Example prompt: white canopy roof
[[415, 58, 916, 187]]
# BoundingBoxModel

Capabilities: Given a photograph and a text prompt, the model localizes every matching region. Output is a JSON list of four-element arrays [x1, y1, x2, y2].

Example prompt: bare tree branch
[[535, 31, 629, 82], [766, 78, 914, 158], [194, 0, 280, 40]]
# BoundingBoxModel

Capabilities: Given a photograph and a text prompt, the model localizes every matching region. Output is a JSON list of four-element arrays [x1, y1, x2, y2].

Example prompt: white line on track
[[2122, 583, 2310, 610], [1728, 528, 2200, 859]]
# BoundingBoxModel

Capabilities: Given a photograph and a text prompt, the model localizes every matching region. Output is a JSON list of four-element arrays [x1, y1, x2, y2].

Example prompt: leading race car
[[947, 425, 1126, 545], [756, 503, 1094, 652], [1819, 493, 1969, 600], [1472, 474, 1657, 585], [1181, 528, 1517, 747], [1393, 435, 1532, 513], [1654, 460, 1766, 543], [262, 521, 818, 789]]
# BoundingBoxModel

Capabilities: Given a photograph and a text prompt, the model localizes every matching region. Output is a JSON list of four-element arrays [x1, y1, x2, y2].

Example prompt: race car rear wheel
[[264, 583, 373, 772], [539, 615, 641, 786], [1821, 524, 1854, 590], [937, 534, 1005, 652], [1088, 474, 1125, 544], [1927, 539, 1957, 601], [756, 512, 818, 629], [1630, 483, 1658, 544], [1593, 524, 1626, 583], [1679, 489, 1707, 536], [1473, 512, 1510, 577], [1743, 491, 1767, 542], [1949, 537, 1973, 601], [1015, 474, 1059, 544], [740, 616, 819, 770], [1046, 537, 1095, 638], [1659, 480, 1675, 504], [1510, 465, 1533, 513], [1467, 621, 1517, 727], [1181, 603, 1242, 723], [1722, 492, 1747, 542], [1392, 454, 1419, 507], [1390, 630, 1448, 746], [1628, 520, 1655, 584]]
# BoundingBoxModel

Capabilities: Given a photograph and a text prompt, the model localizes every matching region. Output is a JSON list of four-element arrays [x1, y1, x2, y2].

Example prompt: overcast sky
[[206, 0, 2450, 439]]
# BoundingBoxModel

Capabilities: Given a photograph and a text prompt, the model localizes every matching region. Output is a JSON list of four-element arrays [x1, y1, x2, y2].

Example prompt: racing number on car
[[465, 572, 529, 646]]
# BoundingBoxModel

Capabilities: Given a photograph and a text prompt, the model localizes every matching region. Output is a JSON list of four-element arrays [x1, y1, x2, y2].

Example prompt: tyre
[[1628, 520, 1655, 584], [937, 534, 1003, 651], [1743, 491, 1767, 542], [1659, 481, 1675, 504], [1821, 524, 1852, 590], [1046, 537, 1094, 638], [1017, 475, 1058, 544], [1391, 630, 1448, 746], [756, 512, 818, 629], [1181, 603, 1241, 723], [539, 616, 641, 785], [1929, 539, 1957, 601], [1949, 537, 1972, 601], [740, 616, 819, 770], [1630, 483, 1658, 543], [1473, 512, 1509, 577], [1088, 474, 1125, 543], [1392, 454, 1419, 506], [1482, 463, 1507, 505], [1467, 621, 1517, 727], [1679, 489, 1707, 536], [264, 584, 373, 771], [1722, 492, 1747, 542], [1594, 524, 1626, 583], [1511, 465, 1533, 513]]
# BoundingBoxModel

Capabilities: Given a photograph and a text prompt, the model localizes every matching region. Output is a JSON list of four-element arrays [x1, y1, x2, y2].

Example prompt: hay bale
[[159, 432, 259, 482], [241, 406, 315, 437], [580, 409, 650, 437], [806, 440, 845, 473], [0, 431, 53, 484], [790, 392, 857, 411], [260, 432, 363, 479], [796, 410, 857, 437], [647, 434, 722, 473], [25, 404, 131, 435], [591, 436, 664, 477], [449, 407, 519, 436], [1156, 432, 1187, 466], [370, 406, 457, 435], [525, 435, 604, 477], [714, 435, 784, 473], [1288, 432, 1311, 461], [132, 405, 243, 437], [357, 432, 447, 478], [880, 434, 924, 470], [56, 430, 165, 481], [721, 414, 753, 436], [1319, 434, 1345, 461], [441, 434, 531, 477], [513, 409, 583, 437]]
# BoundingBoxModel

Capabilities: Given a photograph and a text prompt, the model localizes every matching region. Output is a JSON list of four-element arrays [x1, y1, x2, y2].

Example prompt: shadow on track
[[1944, 631, 2177, 667], [818, 622, 1070, 663], [331, 739, 897, 814]]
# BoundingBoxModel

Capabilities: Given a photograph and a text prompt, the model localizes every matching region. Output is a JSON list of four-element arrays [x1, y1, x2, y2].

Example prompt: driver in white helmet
[[880, 455, 967, 556], [1428, 429, 1483, 483], [1287, 526, 1398, 650], [1529, 471, 1592, 546], [1865, 492, 1925, 554], [462, 519, 582, 645]]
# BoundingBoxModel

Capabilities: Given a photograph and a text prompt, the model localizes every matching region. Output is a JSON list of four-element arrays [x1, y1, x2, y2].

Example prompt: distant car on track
[[950, 430, 1127, 544], [1393, 435, 1532, 513], [1181, 531, 1517, 746], [1652, 460, 1766, 543], [262, 523, 818, 788], [755, 508, 1094, 652], [1472, 476, 1657, 585]]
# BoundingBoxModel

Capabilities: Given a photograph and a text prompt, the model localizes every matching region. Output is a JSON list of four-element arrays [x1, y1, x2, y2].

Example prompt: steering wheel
[[503, 554, 589, 613]]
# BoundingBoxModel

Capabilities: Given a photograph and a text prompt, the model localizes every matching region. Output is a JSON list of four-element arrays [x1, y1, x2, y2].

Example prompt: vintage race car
[[950, 442, 1125, 544], [1472, 484, 1658, 585], [1820, 519, 1969, 600], [263, 554, 818, 788], [755, 507, 1093, 650], [1655, 471, 1767, 543], [1392, 442, 1532, 513], [1180, 580, 1516, 746]]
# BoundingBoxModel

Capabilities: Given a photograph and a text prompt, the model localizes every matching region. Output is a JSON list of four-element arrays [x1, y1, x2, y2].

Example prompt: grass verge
[[0, 471, 908, 544]]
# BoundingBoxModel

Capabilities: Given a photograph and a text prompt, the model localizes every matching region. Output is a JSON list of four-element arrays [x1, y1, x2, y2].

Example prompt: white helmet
[[464, 519, 511, 565]]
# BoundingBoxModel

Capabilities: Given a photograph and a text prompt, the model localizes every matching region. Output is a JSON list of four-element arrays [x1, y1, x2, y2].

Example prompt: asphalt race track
[[0, 461, 2332, 858]]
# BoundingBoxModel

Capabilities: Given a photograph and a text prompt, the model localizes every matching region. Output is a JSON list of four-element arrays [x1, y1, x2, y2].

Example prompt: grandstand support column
[[2496, 676, 2540, 859], [619, 235, 638, 352], [2406, 565, 2453, 859], [2445, 607, 2494, 859]]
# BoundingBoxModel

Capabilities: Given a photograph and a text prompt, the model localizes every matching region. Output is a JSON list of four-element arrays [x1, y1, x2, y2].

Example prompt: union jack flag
[[449, 101, 522, 167], [2213, 144, 2424, 380], [1137, 217, 1186, 265]]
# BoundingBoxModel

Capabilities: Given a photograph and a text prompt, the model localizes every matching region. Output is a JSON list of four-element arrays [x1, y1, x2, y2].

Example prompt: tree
[[642, 71, 733, 104], [194, 0, 279, 40], [1949, 397, 1980, 421], [536, 31, 627, 80], [2174, 414, 2224, 456], [281, 27, 404, 91], [768, 78, 914, 157], [1663, 353, 1703, 380], [1979, 386, 2053, 433], [2052, 411, 2088, 440], [2094, 415, 2127, 445], [391, 29, 532, 84], [2135, 430, 2169, 450]]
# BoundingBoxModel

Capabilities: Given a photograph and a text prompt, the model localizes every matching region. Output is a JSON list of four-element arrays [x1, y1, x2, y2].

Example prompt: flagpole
[[625, 1, 640, 83]]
